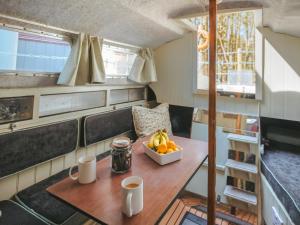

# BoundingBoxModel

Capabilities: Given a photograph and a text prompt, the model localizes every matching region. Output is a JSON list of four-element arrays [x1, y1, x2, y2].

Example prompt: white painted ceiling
[[0, 0, 299, 48]]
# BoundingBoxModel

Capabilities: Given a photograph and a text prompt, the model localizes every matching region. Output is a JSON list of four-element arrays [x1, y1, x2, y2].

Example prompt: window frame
[[0, 24, 72, 76], [102, 40, 139, 79], [191, 9, 263, 100]]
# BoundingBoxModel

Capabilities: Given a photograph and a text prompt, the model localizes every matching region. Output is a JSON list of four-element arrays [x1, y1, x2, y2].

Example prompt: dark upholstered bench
[[14, 151, 111, 225], [0, 108, 135, 225], [0, 200, 48, 225], [1, 105, 189, 224]]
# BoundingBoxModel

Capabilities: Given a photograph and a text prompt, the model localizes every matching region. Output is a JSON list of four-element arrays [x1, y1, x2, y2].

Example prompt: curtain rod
[[0, 13, 141, 50]]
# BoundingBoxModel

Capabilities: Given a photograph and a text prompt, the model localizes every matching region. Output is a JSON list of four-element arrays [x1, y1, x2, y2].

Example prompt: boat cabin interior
[[0, 1, 299, 225]]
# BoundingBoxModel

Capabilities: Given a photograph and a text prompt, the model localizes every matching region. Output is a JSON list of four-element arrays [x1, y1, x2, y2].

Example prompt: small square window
[[102, 44, 137, 78]]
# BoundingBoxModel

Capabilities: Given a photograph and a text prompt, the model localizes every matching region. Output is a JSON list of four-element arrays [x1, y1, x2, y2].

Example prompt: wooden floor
[[159, 196, 257, 225]]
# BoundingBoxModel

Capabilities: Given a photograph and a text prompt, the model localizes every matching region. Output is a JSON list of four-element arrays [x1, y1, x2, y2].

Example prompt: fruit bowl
[[143, 141, 183, 165], [142, 129, 183, 165]]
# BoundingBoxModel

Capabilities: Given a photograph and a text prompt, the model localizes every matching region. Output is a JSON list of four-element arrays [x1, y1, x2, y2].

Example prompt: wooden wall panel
[[64, 152, 76, 168], [51, 157, 65, 175], [95, 142, 105, 155], [36, 162, 51, 183], [110, 89, 129, 105], [0, 75, 58, 88], [0, 175, 17, 200], [18, 168, 35, 191], [39, 91, 106, 117], [129, 88, 145, 102]]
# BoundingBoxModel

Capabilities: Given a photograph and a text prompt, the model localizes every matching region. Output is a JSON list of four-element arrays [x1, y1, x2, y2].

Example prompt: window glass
[[0, 28, 71, 73], [102, 44, 137, 77], [191, 11, 256, 97]]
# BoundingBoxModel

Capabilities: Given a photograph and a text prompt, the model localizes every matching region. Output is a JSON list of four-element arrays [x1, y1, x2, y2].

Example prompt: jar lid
[[111, 137, 131, 149]]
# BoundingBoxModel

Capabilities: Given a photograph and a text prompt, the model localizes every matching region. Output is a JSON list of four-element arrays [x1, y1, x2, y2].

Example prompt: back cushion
[[132, 103, 172, 137], [169, 105, 194, 137], [83, 108, 134, 146], [0, 119, 78, 178]]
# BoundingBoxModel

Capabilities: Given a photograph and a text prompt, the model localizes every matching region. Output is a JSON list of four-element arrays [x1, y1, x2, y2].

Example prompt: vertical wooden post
[[207, 0, 217, 225]]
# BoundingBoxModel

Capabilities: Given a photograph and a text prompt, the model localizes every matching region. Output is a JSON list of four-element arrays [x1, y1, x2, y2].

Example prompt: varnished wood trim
[[207, 0, 217, 225]]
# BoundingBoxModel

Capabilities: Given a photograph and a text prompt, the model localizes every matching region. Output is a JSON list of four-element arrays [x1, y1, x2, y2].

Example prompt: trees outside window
[[192, 11, 256, 98]]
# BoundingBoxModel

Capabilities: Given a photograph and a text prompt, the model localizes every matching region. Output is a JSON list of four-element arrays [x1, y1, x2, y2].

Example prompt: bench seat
[[14, 151, 110, 225], [0, 200, 48, 225]]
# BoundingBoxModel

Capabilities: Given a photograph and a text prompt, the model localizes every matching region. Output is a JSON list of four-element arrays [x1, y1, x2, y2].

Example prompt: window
[[102, 44, 137, 78], [0, 28, 71, 73], [192, 11, 256, 98]]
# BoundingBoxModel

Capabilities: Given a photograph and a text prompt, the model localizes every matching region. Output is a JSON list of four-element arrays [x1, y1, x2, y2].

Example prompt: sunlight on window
[[102, 44, 137, 77], [191, 11, 256, 97], [0, 29, 71, 73]]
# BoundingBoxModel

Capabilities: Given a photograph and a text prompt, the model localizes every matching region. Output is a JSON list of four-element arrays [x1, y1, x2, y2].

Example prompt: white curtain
[[128, 48, 157, 83], [58, 33, 106, 86]]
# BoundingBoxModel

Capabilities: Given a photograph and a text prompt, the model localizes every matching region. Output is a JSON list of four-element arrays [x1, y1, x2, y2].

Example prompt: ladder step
[[227, 133, 258, 144], [224, 185, 257, 205], [225, 159, 258, 174]]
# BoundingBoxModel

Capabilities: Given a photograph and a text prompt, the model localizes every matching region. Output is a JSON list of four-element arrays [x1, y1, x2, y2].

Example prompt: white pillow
[[132, 103, 172, 137]]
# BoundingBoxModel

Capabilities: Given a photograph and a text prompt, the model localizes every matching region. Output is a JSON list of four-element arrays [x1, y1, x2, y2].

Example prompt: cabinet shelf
[[225, 159, 257, 174], [227, 133, 258, 144], [224, 185, 257, 205]]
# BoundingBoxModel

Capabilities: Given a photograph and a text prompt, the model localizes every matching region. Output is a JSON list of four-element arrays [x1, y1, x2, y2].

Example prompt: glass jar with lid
[[111, 137, 132, 173]]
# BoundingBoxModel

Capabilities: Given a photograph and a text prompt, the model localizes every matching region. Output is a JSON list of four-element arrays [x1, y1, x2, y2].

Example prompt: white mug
[[121, 176, 143, 217], [69, 155, 96, 184]]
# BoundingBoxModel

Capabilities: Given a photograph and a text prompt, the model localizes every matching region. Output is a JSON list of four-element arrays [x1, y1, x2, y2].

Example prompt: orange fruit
[[167, 140, 177, 150], [157, 143, 167, 153]]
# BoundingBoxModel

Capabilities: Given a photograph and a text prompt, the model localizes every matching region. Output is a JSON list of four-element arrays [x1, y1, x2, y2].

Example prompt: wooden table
[[47, 136, 208, 225]]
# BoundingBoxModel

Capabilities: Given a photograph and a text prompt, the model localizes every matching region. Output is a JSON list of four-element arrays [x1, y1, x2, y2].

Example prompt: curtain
[[57, 33, 106, 86], [128, 48, 157, 83]]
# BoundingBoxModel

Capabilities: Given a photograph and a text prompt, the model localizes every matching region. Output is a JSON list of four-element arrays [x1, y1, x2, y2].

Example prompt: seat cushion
[[15, 151, 110, 225], [0, 200, 47, 225], [15, 170, 76, 225], [261, 148, 300, 224]]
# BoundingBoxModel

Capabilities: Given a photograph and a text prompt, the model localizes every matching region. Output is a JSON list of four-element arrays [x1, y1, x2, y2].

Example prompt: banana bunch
[[148, 129, 169, 149]]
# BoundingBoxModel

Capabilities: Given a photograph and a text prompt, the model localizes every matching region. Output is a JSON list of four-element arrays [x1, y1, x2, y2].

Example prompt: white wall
[[185, 123, 228, 203], [151, 26, 300, 224], [150, 32, 260, 116], [152, 28, 300, 121], [260, 28, 300, 121], [151, 32, 260, 203]]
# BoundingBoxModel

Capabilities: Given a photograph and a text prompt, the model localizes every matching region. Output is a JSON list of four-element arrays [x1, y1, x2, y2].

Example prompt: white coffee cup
[[69, 155, 96, 184], [121, 176, 143, 217]]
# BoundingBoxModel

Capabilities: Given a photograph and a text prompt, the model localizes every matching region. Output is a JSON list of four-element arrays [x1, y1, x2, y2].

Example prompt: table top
[[47, 136, 208, 225]]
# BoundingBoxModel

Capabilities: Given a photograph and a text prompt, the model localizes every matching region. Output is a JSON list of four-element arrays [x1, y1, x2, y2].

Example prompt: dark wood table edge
[[47, 153, 208, 225], [154, 155, 208, 225]]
